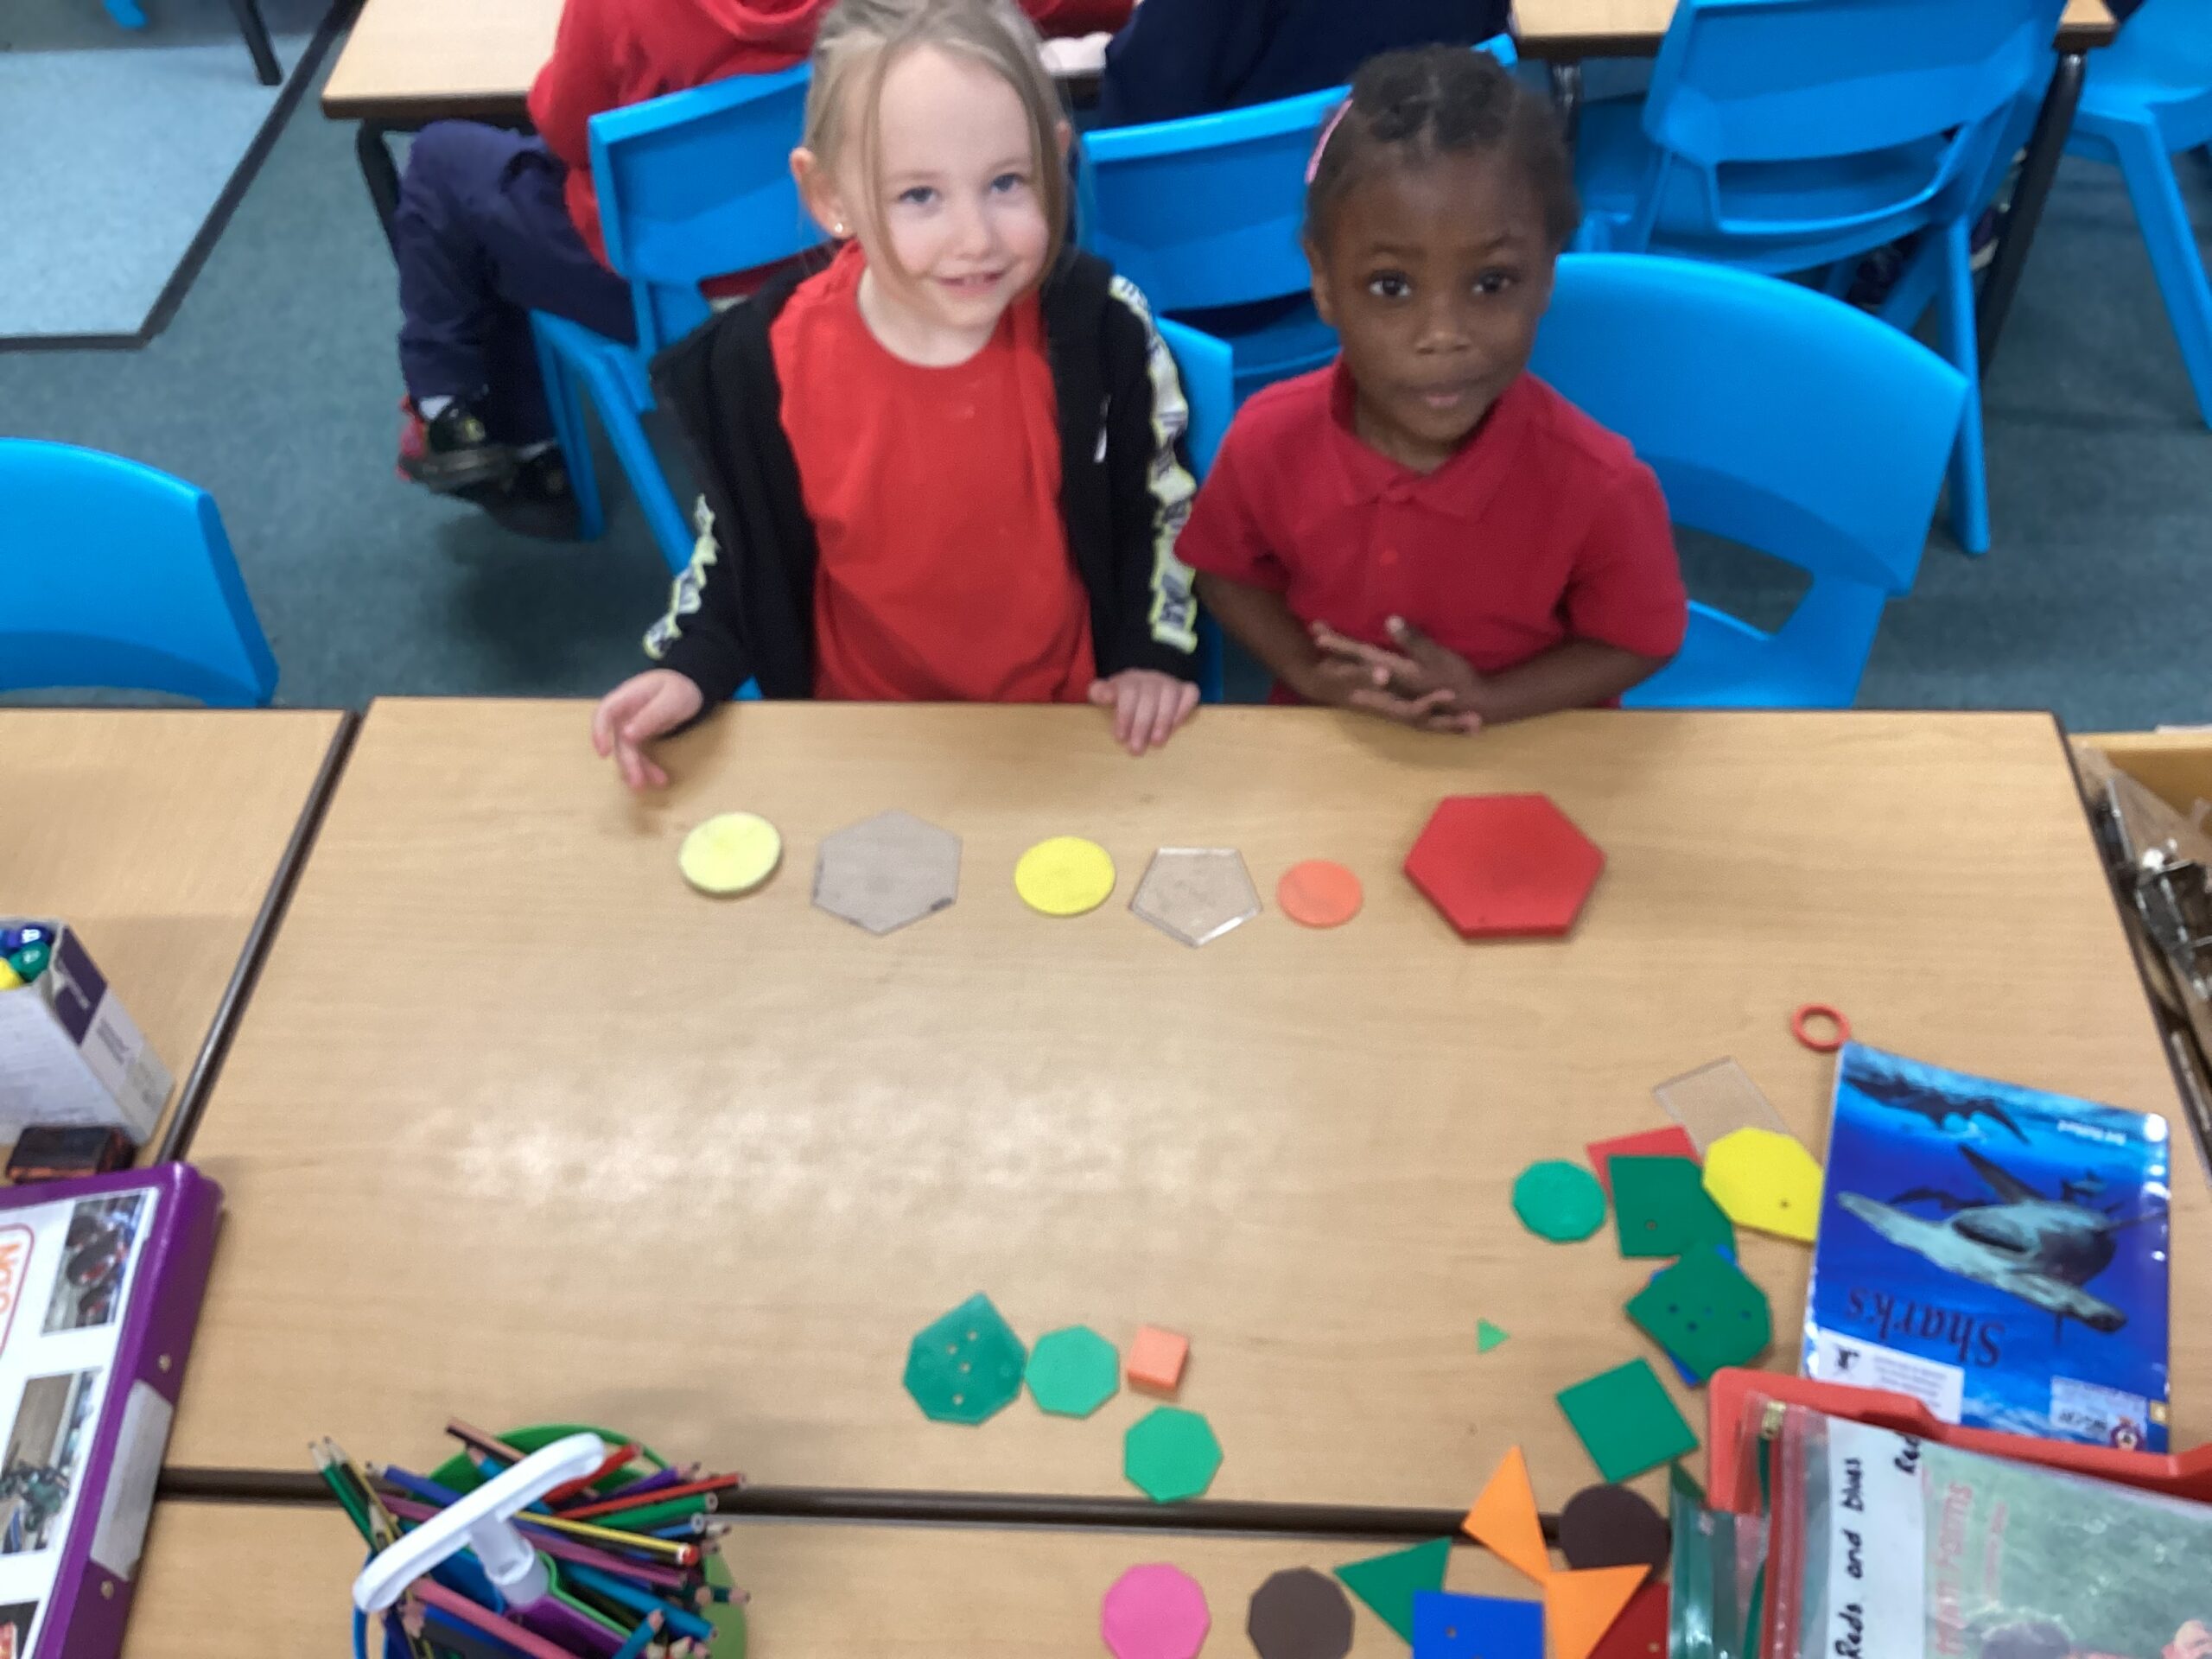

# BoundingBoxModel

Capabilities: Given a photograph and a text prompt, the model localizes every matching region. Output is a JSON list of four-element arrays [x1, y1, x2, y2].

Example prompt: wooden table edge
[[154, 711, 362, 1164], [1516, 11, 2118, 60]]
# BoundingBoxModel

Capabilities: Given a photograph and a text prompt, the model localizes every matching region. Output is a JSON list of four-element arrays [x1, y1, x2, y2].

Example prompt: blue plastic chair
[[2065, 0, 2212, 428], [1572, 0, 2068, 556], [533, 66, 823, 575], [0, 440, 277, 706], [1527, 256, 1967, 709], [1157, 317, 1234, 701], [1078, 37, 1514, 406]]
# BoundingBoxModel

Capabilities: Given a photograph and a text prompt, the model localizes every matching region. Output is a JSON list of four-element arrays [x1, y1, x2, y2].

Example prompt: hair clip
[[1306, 99, 1351, 186]]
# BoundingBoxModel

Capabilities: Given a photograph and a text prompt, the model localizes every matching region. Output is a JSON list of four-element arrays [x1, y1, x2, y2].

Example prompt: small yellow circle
[[1014, 836, 1116, 917], [680, 812, 782, 896]]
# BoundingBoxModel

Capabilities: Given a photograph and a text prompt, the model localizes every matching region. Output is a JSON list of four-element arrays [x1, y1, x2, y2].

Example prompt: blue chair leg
[[2108, 118, 2212, 429], [1819, 258, 1858, 301], [531, 325, 606, 541], [580, 362, 696, 575], [1935, 217, 1991, 556], [102, 0, 148, 26]]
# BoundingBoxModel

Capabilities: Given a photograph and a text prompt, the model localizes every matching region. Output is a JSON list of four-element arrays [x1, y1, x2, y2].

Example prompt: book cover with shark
[[1802, 1042, 2172, 1450]]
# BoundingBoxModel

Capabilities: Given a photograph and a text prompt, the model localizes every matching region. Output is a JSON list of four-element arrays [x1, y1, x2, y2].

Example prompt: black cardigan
[[643, 247, 1203, 703]]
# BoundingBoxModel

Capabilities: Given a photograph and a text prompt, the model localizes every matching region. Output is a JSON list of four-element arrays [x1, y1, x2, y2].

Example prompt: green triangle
[[1477, 1319, 1510, 1354], [1333, 1537, 1451, 1643]]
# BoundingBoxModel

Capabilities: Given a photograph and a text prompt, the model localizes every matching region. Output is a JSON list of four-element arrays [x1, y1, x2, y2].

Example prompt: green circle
[[1513, 1160, 1607, 1243], [1124, 1406, 1223, 1503], [903, 1294, 1027, 1425], [1027, 1325, 1120, 1418]]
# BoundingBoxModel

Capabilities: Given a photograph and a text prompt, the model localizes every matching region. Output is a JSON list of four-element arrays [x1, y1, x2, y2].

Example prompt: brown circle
[[1558, 1483, 1670, 1573], [1248, 1567, 1353, 1659]]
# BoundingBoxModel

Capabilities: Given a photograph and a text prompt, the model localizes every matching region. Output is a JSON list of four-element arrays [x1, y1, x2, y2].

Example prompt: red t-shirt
[[1176, 363, 1686, 700], [771, 244, 1096, 703]]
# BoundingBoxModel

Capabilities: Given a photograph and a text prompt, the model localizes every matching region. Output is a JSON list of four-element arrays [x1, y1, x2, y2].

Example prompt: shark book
[[1802, 1043, 2172, 1451]]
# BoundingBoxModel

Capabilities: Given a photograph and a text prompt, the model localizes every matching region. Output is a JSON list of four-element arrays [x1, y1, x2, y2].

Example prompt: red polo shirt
[[1177, 363, 1686, 700]]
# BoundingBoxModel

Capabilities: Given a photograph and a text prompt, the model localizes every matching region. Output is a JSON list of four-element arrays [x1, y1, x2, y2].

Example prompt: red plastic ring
[[1792, 1004, 1850, 1053]]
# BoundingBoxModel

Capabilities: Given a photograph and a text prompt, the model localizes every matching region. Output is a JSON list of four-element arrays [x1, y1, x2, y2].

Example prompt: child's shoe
[[397, 398, 516, 493], [457, 448, 582, 542]]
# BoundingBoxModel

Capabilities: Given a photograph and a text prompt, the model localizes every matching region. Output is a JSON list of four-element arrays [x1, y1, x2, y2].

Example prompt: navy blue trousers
[[393, 122, 636, 444]]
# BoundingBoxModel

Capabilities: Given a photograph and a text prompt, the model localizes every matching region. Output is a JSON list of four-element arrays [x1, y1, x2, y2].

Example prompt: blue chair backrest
[[1629, 0, 2067, 245], [2094, 0, 2212, 132], [1528, 254, 1965, 636], [0, 440, 277, 706], [1156, 318, 1233, 475], [589, 65, 824, 358], [1078, 37, 1515, 314]]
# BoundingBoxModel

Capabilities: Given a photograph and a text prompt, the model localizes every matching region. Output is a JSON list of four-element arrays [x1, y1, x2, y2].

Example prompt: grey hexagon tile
[[1130, 849, 1260, 947], [812, 810, 961, 935]]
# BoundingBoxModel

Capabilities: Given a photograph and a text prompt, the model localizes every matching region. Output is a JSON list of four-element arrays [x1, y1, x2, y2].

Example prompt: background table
[[1512, 0, 2114, 57], [165, 700, 2204, 1514], [0, 709, 351, 1161], [126, 1500, 1540, 1657]]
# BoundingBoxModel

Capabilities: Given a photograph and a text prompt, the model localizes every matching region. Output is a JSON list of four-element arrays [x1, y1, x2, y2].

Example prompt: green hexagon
[[1124, 1406, 1223, 1503], [1026, 1325, 1120, 1418], [903, 1294, 1027, 1425]]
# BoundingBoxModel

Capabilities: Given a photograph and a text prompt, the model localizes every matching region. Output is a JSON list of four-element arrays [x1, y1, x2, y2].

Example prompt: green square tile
[[1611, 1155, 1735, 1259], [1556, 1358, 1698, 1482]]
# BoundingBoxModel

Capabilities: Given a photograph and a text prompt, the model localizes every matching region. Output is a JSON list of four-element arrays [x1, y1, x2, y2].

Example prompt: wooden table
[[0, 709, 352, 1161], [166, 700, 2204, 1514], [126, 1500, 1539, 1657]]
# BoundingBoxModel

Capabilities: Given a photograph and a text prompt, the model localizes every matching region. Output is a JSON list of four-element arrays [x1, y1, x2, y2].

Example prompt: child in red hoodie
[[391, 0, 1128, 538]]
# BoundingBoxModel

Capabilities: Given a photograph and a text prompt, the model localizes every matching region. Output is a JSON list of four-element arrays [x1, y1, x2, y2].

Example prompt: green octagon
[[1124, 1406, 1223, 1503], [1027, 1325, 1120, 1418], [903, 1294, 1027, 1425]]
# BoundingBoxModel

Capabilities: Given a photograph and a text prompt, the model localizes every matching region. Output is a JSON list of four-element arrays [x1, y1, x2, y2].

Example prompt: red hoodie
[[529, 0, 1135, 267]]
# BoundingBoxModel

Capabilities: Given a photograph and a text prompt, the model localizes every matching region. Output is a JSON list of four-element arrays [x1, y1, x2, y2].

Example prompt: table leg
[[1976, 50, 2087, 372], [1548, 61, 1583, 149], [357, 121, 404, 257], [226, 0, 282, 85]]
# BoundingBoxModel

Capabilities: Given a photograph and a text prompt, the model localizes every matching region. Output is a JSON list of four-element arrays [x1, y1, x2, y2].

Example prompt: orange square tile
[[1127, 1325, 1188, 1396]]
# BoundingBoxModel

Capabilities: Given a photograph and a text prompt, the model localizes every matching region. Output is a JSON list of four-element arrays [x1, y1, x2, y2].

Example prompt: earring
[[833, 221, 847, 237]]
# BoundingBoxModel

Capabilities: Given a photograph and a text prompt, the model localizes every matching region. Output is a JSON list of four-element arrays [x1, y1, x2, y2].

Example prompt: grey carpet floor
[[0, 0, 337, 340], [2, 42, 2209, 728]]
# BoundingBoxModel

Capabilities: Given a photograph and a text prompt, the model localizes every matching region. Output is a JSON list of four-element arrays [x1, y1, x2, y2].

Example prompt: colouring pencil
[[560, 1563, 717, 1644], [516, 1510, 699, 1566], [376, 1497, 696, 1592], [610, 1612, 663, 1659], [414, 1605, 536, 1659], [562, 1477, 740, 1522], [573, 1492, 714, 1533], [373, 1463, 467, 1507], [545, 1440, 642, 1507], [444, 1417, 528, 1467], [585, 1463, 698, 1506], [410, 1583, 577, 1659], [308, 1443, 376, 1545]]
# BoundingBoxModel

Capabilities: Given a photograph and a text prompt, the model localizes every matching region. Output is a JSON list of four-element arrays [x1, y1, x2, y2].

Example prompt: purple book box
[[0, 1164, 223, 1659]]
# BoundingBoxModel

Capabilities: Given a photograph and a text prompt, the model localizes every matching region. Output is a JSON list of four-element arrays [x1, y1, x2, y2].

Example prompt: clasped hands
[[1305, 615, 1486, 734]]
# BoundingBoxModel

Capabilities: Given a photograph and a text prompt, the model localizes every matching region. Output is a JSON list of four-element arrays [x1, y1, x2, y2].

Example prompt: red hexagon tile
[[1404, 795, 1604, 939]]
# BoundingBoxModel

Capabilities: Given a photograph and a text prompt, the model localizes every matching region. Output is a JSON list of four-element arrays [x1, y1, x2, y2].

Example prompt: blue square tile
[[1410, 1589, 1543, 1658]]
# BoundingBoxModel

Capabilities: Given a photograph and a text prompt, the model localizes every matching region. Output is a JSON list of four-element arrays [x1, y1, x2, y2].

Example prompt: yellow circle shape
[[679, 812, 783, 896], [1014, 836, 1116, 917]]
